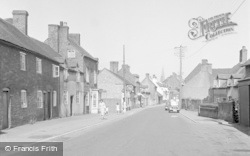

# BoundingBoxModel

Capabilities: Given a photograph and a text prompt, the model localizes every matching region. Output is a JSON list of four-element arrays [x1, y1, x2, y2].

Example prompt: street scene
[[1, 0, 250, 156]]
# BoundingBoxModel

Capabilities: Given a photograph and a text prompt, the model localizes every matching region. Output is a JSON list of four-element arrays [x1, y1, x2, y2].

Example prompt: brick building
[[45, 22, 99, 115], [0, 11, 63, 129], [98, 62, 136, 113]]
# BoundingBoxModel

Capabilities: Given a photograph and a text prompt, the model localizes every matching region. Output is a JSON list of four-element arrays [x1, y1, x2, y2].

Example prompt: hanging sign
[[188, 12, 237, 41]]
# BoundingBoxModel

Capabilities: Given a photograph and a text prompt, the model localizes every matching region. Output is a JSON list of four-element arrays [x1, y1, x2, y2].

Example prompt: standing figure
[[99, 100, 106, 119], [116, 103, 120, 114]]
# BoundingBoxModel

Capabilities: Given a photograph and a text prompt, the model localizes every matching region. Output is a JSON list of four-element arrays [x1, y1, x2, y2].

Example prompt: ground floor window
[[21, 90, 27, 108], [53, 91, 57, 107]]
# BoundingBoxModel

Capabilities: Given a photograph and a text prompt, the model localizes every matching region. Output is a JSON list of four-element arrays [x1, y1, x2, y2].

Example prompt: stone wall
[[218, 102, 234, 122]]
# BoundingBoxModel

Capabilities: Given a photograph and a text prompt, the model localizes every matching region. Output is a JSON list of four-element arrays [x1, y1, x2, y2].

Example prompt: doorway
[[2, 89, 9, 129], [70, 95, 73, 116], [47, 91, 52, 119]]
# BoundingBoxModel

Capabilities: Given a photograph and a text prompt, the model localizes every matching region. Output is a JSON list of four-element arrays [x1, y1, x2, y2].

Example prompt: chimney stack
[[12, 10, 29, 35], [146, 73, 150, 78], [202, 59, 208, 64], [110, 61, 119, 73], [48, 24, 59, 52], [69, 33, 81, 46], [240, 46, 247, 63]]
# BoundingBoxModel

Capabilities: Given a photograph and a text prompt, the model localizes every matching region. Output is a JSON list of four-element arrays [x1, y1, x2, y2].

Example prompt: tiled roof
[[68, 38, 98, 61], [184, 64, 201, 83], [217, 74, 231, 80], [117, 67, 137, 86], [230, 74, 243, 79], [102, 68, 134, 86], [212, 68, 232, 79], [0, 18, 63, 63]]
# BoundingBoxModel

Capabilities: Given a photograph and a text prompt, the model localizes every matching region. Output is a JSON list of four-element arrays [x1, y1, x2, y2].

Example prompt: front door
[[70, 96, 73, 116], [47, 92, 51, 119], [2, 90, 9, 129], [43, 92, 46, 120]]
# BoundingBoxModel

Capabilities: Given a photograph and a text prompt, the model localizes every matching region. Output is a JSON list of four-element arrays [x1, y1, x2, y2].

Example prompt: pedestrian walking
[[116, 103, 120, 114], [99, 100, 106, 119], [105, 106, 109, 115]]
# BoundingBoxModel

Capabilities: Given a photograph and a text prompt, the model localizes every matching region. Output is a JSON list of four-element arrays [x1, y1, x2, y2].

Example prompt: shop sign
[[188, 12, 237, 41]]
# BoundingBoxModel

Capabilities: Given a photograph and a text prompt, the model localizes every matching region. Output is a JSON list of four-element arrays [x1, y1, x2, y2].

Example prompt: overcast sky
[[1, 0, 249, 81]]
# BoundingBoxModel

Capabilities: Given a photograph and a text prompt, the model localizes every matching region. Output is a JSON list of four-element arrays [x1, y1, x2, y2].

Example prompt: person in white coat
[[99, 100, 106, 119]]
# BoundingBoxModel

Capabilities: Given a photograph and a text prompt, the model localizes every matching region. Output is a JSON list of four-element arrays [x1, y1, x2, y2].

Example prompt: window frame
[[37, 90, 43, 108], [53, 91, 57, 107], [21, 90, 27, 108], [86, 68, 89, 83], [20, 52, 26, 71], [53, 64, 60, 77], [36, 57, 42, 74]]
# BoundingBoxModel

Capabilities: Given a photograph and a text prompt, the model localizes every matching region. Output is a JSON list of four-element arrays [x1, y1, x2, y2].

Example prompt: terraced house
[[0, 10, 63, 129], [45, 21, 99, 115]]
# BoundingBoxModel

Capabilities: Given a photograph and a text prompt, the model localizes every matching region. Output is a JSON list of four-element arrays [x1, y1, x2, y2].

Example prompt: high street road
[[60, 106, 250, 156]]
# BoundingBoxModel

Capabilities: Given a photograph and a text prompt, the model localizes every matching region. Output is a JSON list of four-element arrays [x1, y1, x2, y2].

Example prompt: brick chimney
[[146, 73, 150, 78], [201, 59, 212, 74], [110, 61, 119, 73], [202, 59, 208, 64], [122, 64, 130, 73], [12, 10, 29, 35], [48, 24, 59, 52], [69, 33, 80, 46], [240, 46, 247, 63]]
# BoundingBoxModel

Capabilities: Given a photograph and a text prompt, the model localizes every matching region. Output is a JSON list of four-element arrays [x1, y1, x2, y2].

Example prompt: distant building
[[141, 74, 164, 105], [0, 10, 63, 129], [182, 47, 246, 109], [97, 62, 136, 112]]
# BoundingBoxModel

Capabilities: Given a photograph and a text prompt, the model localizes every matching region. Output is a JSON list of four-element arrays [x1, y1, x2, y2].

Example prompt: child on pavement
[[116, 103, 120, 114]]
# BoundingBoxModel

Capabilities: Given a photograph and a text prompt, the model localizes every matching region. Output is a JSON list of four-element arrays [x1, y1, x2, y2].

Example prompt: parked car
[[165, 101, 170, 111], [169, 99, 180, 113]]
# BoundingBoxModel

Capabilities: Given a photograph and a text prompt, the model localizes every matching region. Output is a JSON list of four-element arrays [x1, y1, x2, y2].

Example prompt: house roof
[[216, 74, 231, 80], [0, 18, 63, 63], [68, 38, 98, 61], [230, 74, 243, 79], [117, 67, 137, 86], [101, 68, 134, 86], [184, 64, 201, 83]]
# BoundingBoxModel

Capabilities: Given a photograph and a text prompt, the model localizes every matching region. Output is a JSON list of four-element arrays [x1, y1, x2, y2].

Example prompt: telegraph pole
[[174, 45, 186, 108], [123, 45, 126, 113]]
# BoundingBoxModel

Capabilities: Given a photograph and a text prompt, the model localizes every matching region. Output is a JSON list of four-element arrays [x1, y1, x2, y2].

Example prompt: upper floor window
[[20, 52, 26, 71], [37, 90, 43, 108], [64, 69, 68, 79], [36, 58, 42, 74], [86, 68, 90, 83], [94, 70, 97, 84], [67, 49, 76, 58], [21, 90, 27, 108], [53, 64, 60, 77]]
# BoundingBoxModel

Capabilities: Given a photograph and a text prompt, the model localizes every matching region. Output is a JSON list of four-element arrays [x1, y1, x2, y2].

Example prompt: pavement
[[180, 109, 250, 136], [1, 104, 249, 143], [0, 104, 163, 142]]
